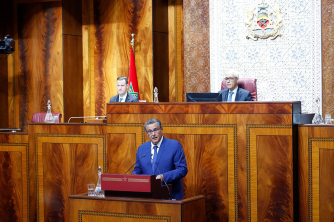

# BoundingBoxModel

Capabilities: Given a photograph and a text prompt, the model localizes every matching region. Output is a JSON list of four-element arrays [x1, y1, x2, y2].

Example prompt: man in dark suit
[[218, 70, 252, 101], [132, 119, 188, 199], [109, 76, 139, 102]]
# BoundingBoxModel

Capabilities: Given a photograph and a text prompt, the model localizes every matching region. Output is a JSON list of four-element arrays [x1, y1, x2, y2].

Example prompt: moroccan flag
[[128, 45, 140, 99]]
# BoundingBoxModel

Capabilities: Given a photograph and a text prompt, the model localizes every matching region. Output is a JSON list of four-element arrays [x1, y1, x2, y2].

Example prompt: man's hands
[[156, 174, 164, 182]]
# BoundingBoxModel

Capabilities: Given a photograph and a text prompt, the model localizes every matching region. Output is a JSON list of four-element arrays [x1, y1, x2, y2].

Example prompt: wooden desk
[[298, 125, 334, 221], [28, 123, 106, 222], [106, 102, 301, 221], [69, 194, 206, 222], [0, 132, 29, 222]]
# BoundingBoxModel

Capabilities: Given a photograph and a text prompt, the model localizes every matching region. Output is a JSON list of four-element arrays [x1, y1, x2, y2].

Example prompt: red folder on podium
[[101, 174, 172, 199]]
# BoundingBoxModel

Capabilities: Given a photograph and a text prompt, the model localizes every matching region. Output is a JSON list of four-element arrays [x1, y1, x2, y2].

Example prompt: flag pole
[[130, 33, 135, 57]]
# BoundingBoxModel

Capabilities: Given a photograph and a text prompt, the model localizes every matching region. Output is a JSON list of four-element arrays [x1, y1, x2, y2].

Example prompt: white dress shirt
[[151, 136, 164, 162], [228, 87, 238, 102]]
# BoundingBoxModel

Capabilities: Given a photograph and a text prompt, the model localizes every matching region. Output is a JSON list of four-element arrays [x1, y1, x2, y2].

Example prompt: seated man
[[132, 119, 188, 199], [109, 76, 139, 102], [218, 70, 251, 101]]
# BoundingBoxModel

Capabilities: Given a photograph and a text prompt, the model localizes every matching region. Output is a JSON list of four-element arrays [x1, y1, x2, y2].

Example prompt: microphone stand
[[124, 154, 146, 174]]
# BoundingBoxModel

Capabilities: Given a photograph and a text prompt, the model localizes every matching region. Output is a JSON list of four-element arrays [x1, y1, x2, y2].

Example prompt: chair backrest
[[221, 78, 257, 101], [31, 113, 62, 123]]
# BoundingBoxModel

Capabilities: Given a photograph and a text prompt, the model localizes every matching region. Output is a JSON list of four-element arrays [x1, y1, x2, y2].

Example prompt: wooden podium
[[101, 174, 172, 199]]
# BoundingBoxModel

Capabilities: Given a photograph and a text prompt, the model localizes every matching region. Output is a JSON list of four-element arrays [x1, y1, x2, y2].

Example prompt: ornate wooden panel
[[28, 124, 106, 222], [0, 133, 29, 222], [17, 2, 63, 131], [247, 125, 293, 221], [298, 125, 334, 221]]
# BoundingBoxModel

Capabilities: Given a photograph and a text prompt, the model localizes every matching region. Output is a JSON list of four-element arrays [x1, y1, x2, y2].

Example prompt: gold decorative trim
[[308, 138, 334, 222], [0, 143, 29, 222], [34, 133, 106, 222], [78, 210, 171, 221], [246, 124, 292, 222]]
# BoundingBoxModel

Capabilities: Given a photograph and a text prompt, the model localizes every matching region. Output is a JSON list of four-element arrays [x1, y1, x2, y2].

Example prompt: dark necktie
[[119, 98, 123, 102], [152, 146, 158, 174], [228, 91, 234, 101]]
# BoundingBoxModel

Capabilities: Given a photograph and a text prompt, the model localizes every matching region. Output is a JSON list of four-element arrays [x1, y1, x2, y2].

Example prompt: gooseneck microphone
[[124, 154, 146, 174], [153, 162, 172, 200]]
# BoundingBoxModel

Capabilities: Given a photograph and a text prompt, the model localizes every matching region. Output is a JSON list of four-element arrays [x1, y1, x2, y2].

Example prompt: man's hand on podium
[[156, 174, 164, 182]]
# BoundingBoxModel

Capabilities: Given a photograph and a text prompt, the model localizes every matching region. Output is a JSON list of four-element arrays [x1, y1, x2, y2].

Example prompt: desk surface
[[69, 194, 205, 205]]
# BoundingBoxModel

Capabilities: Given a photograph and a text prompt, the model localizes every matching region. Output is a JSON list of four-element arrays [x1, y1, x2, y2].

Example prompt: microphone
[[124, 154, 146, 174], [153, 162, 172, 200]]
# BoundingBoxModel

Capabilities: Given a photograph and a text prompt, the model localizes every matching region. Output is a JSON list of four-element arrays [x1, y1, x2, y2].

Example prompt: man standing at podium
[[218, 69, 252, 101], [109, 76, 139, 102], [132, 119, 188, 199]]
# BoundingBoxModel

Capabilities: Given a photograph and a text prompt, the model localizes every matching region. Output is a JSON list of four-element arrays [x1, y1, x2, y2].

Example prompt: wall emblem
[[246, 1, 283, 40]]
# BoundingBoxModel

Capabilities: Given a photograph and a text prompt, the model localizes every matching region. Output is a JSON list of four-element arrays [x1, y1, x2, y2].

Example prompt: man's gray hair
[[117, 76, 128, 84], [226, 69, 240, 78], [144, 119, 162, 131]]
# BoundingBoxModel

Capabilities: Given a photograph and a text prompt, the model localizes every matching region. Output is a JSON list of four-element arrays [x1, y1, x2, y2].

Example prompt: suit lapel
[[223, 91, 229, 101], [235, 88, 241, 101], [125, 92, 129, 102], [116, 95, 120, 102]]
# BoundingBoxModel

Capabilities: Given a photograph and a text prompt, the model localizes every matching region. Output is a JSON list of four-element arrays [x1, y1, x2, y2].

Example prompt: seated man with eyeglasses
[[218, 69, 252, 101], [132, 119, 188, 199]]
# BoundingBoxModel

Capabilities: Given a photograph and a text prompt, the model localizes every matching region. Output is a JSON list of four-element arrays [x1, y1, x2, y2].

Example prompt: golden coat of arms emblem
[[246, 1, 283, 40]]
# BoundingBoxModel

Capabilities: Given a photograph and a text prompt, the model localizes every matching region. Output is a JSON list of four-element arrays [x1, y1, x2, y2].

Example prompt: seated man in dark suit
[[109, 76, 139, 102], [132, 119, 188, 199], [218, 70, 251, 101]]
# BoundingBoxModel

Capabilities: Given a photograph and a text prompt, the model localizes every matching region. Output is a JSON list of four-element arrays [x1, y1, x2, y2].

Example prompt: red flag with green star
[[128, 45, 140, 99]]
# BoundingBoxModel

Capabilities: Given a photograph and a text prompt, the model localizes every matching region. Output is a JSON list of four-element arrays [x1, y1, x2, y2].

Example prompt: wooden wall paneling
[[82, 0, 95, 118], [168, 0, 183, 102], [153, 0, 169, 102], [63, 35, 84, 122], [0, 55, 9, 128], [63, 0, 83, 123], [0, 0, 14, 40], [63, 0, 82, 36], [17, 2, 63, 131], [0, 133, 29, 222], [153, 32, 169, 102], [7, 54, 15, 128], [0, 0, 14, 128], [93, 0, 153, 117], [28, 123, 106, 222], [17, 0, 61, 3]]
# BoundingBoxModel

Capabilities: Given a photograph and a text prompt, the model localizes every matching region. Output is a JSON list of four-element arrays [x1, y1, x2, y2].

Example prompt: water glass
[[87, 184, 95, 196], [53, 114, 59, 123], [325, 114, 332, 124]]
